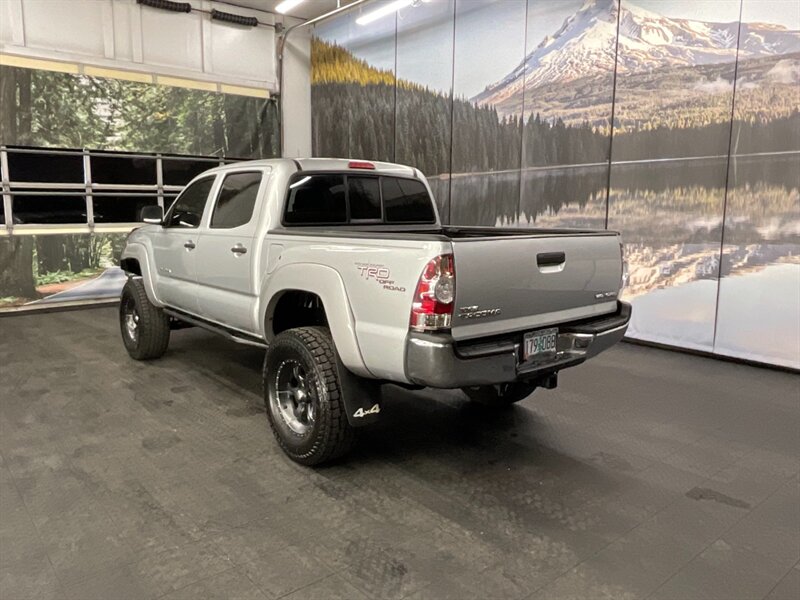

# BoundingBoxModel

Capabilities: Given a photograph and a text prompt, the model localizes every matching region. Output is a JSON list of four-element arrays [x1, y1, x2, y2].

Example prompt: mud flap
[[334, 352, 383, 427]]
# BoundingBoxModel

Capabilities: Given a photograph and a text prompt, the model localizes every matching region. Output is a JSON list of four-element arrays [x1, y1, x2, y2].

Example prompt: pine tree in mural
[[310, 38, 611, 174], [0, 65, 279, 158]]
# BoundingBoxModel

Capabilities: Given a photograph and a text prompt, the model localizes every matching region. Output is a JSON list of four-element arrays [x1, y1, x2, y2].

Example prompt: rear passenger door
[[195, 170, 267, 332]]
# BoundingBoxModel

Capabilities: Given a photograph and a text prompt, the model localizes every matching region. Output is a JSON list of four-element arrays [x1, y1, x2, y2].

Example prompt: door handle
[[184, 241, 196, 250], [230, 244, 247, 255], [537, 251, 566, 274], [537, 252, 565, 267]]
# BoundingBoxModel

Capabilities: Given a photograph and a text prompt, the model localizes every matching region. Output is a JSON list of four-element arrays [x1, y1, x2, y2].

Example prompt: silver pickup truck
[[119, 158, 630, 465]]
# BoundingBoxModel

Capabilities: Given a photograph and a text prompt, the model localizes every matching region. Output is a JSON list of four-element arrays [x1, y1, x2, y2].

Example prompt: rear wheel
[[263, 327, 355, 466], [119, 278, 170, 360], [461, 382, 537, 407]]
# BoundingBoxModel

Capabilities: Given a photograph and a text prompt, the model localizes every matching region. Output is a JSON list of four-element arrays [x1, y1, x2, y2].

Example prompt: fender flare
[[259, 263, 372, 378], [120, 243, 162, 306]]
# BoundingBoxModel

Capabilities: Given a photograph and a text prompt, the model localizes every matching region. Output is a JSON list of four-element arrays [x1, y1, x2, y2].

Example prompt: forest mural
[[0, 64, 278, 308], [311, 0, 799, 368], [0, 66, 279, 157]]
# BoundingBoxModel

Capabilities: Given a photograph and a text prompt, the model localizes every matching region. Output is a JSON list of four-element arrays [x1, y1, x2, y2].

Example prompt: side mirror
[[141, 205, 163, 224]]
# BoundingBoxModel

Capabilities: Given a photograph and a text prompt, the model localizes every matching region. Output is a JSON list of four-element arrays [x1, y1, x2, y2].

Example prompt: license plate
[[523, 328, 558, 362]]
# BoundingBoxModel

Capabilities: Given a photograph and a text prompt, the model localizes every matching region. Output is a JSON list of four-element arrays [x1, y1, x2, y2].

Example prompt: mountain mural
[[473, 0, 800, 118], [310, 0, 800, 367]]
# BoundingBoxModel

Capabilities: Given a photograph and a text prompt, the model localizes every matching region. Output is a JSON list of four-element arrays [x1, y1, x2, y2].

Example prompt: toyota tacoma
[[119, 158, 631, 465]]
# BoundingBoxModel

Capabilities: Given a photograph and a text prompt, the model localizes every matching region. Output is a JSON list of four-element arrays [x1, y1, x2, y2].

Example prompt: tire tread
[[120, 278, 170, 360], [264, 326, 355, 465]]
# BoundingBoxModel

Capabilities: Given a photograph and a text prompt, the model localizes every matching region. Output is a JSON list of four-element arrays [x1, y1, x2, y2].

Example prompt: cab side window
[[165, 176, 215, 228], [210, 172, 262, 229], [382, 177, 435, 223]]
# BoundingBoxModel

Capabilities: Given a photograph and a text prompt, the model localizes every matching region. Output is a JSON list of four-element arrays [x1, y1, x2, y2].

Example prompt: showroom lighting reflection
[[275, 0, 305, 15], [289, 176, 311, 188], [356, 0, 420, 25]]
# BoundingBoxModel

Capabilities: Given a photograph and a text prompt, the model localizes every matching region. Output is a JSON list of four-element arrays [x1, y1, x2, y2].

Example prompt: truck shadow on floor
[[161, 329, 607, 482], [148, 330, 623, 541]]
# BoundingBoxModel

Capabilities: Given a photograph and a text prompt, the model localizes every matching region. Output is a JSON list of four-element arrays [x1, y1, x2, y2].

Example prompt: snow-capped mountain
[[473, 0, 800, 108]]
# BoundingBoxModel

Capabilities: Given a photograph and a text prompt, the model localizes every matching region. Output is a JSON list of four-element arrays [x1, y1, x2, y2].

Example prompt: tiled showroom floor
[[1, 307, 797, 600]]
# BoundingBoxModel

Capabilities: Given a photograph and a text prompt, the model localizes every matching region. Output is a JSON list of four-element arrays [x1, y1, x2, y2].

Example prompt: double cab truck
[[119, 158, 631, 465]]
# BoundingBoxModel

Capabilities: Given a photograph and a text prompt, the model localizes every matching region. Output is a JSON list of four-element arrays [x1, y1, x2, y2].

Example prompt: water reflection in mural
[[610, 158, 729, 351], [519, 166, 608, 229]]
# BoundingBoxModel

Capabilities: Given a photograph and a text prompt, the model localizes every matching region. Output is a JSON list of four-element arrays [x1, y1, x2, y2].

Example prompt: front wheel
[[461, 382, 537, 407], [263, 327, 355, 466], [119, 278, 170, 360]]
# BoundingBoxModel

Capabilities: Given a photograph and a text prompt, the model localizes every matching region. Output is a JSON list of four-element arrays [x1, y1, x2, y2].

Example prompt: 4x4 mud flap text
[[334, 352, 382, 427]]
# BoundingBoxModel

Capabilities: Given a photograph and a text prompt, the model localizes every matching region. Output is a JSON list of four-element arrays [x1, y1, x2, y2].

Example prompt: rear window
[[349, 176, 381, 220], [284, 174, 346, 224], [283, 173, 435, 225]]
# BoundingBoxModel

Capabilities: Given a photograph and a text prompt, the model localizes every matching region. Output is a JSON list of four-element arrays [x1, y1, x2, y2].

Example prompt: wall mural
[[0, 233, 129, 309], [395, 0, 455, 219], [0, 65, 279, 158], [714, 0, 800, 367], [608, 0, 743, 353], [311, 2, 397, 164], [0, 64, 278, 310], [311, 0, 800, 368]]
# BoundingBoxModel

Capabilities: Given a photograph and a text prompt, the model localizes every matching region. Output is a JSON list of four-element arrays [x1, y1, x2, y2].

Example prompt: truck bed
[[270, 225, 619, 240], [271, 224, 623, 341]]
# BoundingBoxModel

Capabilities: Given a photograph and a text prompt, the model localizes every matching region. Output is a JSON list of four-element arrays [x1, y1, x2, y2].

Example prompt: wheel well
[[120, 258, 142, 276], [270, 291, 328, 337]]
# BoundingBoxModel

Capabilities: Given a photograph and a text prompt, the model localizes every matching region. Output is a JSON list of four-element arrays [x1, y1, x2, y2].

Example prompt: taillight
[[410, 254, 455, 331]]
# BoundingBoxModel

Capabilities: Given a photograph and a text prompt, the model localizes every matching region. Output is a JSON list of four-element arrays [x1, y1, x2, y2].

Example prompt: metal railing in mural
[[0, 146, 245, 309], [0, 146, 244, 236]]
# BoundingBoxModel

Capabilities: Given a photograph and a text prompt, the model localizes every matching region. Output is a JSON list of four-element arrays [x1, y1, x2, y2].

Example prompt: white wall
[[0, 0, 314, 156], [0, 0, 281, 90], [281, 25, 312, 158]]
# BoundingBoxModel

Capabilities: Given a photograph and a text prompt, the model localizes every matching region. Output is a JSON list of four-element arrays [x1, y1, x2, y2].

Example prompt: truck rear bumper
[[404, 301, 631, 389]]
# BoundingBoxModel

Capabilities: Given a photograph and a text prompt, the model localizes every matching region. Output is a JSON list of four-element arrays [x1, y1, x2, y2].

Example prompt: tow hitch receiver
[[539, 373, 558, 389]]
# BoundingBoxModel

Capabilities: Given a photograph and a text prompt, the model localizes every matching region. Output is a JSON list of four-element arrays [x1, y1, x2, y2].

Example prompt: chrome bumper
[[404, 301, 631, 389]]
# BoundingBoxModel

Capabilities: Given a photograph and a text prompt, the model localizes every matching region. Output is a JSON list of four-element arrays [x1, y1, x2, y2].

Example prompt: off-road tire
[[119, 278, 170, 360], [461, 382, 537, 407], [263, 326, 355, 466]]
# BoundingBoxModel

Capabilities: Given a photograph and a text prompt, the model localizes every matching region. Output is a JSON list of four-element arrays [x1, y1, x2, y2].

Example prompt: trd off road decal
[[355, 263, 406, 293]]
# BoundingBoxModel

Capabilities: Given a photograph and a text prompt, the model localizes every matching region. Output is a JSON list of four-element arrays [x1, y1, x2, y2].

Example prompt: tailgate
[[450, 233, 622, 340]]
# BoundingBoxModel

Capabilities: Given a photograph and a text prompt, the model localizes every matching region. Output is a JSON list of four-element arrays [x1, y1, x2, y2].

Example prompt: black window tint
[[166, 177, 214, 228], [284, 174, 346, 224], [211, 172, 261, 229], [7, 151, 84, 183], [382, 177, 435, 223], [93, 194, 159, 223], [348, 176, 381, 220], [91, 154, 156, 185], [12, 192, 87, 224]]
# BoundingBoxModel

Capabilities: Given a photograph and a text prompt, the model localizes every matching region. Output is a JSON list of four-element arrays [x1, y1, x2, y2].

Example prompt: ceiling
[[215, 0, 360, 21]]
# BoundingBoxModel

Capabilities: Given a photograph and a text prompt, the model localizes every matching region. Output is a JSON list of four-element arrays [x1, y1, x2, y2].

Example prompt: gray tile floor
[[0, 306, 798, 600]]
